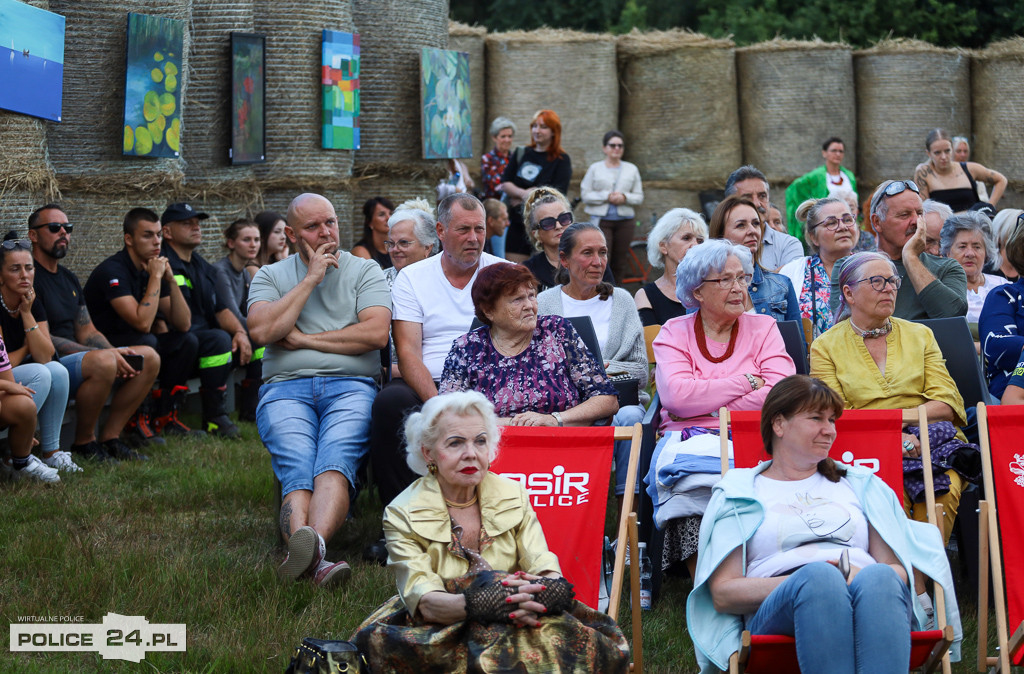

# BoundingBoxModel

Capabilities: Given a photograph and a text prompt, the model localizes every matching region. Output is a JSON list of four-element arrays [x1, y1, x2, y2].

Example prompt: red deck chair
[[976, 403, 1024, 673], [489, 424, 645, 672], [718, 406, 954, 674]]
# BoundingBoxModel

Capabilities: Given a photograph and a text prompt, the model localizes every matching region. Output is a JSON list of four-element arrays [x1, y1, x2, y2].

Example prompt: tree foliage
[[450, 0, 1024, 48]]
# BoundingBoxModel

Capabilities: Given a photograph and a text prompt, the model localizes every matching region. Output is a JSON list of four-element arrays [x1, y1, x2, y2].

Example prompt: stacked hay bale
[[448, 21, 487, 175], [854, 39, 971, 188], [48, 0, 192, 277], [0, 111, 56, 233], [351, 0, 447, 244], [486, 28, 617, 189], [616, 30, 739, 229], [737, 39, 856, 184], [972, 37, 1024, 193]]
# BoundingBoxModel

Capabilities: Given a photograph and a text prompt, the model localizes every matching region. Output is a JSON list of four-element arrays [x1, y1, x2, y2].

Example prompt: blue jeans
[[13, 361, 70, 453], [747, 562, 913, 674], [256, 376, 376, 498], [612, 404, 646, 495]]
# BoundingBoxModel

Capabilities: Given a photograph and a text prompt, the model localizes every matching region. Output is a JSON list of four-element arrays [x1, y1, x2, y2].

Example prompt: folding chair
[[976, 403, 1024, 673], [643, 325, 661, 395], [490, 424, 645, 673], [719, 406, 954, 674]]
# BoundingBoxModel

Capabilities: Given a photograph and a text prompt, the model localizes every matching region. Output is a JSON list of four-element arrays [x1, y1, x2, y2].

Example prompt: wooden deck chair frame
[[717, 406, 954, 674], [976, 403, 1024, 673]]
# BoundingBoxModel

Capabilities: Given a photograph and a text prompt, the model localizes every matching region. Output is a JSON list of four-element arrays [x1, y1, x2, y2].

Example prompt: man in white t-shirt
[[369, 193, 501, 520]]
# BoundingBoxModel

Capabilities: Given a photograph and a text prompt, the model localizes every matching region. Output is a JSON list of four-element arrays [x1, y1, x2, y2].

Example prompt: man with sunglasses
[[829, 179, 967, 321], [160, 202, 250, 439], [28, 204, 159, 461]]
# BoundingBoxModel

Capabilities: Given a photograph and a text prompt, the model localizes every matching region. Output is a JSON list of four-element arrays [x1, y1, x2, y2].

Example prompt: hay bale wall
[[448, 21, 487, 169], [487, 29, 618, 183], [737, 40, 855, 183], [617, 30, 740, 187], [972, 38, 1024, 187], [855, 40, 971, 186]]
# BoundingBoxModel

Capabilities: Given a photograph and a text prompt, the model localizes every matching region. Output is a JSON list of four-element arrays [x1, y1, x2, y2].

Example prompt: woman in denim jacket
[[709, 195, 800, 322]]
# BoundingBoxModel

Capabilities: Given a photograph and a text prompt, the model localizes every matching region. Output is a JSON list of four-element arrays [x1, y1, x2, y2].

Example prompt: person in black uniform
[[84, 208, 199, 437], [159, 202, 252, 439]]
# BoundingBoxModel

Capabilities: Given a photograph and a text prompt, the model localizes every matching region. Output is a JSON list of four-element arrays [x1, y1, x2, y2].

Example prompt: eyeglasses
[[384, 238, 417, 251], [0, 239, 32, 251], [702, 273, 753, 289], [29, 222, 73, 234], [536, 212, 573, 231], [812, 214, 857, 232], [849, 275, 902, 292]]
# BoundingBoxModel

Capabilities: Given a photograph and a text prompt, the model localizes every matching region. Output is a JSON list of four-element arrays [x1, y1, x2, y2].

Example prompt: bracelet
[[551, 411, 564, 427], [24, 325, 38, 334], [744, 373, 758, 391]]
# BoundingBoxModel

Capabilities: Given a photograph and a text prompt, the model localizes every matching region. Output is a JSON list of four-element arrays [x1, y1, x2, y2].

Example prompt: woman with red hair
[[500, 110, 573, 263]]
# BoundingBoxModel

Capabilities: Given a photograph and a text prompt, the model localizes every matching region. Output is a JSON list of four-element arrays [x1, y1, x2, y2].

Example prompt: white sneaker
[[43, 450, 84, 473], [10, 455, 61, 483]]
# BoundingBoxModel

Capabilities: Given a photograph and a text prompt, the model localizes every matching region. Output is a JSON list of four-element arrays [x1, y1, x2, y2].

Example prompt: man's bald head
[[286, 193, 340, 260], [287, 193, 333, 228]]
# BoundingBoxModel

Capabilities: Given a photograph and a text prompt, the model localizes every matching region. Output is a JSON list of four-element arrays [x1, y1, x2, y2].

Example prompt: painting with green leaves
[[122, 12, 183, 158], [420, 48, 472, 159]]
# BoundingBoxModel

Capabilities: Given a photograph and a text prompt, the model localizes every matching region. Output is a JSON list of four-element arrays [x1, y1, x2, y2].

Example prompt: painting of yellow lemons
[[122, 12, 183, 158]]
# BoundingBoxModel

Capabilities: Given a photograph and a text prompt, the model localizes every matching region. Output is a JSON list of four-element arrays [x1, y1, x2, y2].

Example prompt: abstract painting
[[230, 33, 265, 165], [321, 30, 359, 150], [122, 12, 184, 158], [0, 0, 65, 122], [420, 48, 472, 159]]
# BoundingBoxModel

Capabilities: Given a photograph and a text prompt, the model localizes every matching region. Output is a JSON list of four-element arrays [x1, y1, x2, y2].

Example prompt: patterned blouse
[[797, 255, 834, 339], [480, 147, 510, 200], [439, 315, 616, 417], [0, 334, 11, 373]]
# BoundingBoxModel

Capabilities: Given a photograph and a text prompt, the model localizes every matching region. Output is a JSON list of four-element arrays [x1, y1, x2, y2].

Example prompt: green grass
[[0, 422, 1001, 673]]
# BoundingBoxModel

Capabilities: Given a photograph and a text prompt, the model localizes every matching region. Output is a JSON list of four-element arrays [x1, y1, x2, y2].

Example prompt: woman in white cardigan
[[580, 130, 644, 283], [537, 222, 648, 499]]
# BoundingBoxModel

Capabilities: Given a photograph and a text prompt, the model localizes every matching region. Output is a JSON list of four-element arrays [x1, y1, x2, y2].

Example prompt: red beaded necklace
[[694, 311, 739, 363]]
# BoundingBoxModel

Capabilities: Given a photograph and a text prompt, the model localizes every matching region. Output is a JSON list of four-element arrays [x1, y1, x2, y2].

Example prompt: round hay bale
[[252, 0, 354, 184], [449, 21, 487, 166], [0, 189, 49, 236], [617, 30, 739, 187], [854, 39, 971, 186], [487, 29, 618, 182], [0, 112, 56, 197], [352, 0, 448, 167], [181, 1, 254, 182], [736, 39, 855, 183], [47, 0, 191, 186], [972, 38, 1024, 187]]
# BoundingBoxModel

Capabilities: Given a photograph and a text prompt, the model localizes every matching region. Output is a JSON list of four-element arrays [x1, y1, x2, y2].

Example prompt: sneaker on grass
[[312, 559, 351, 588], [278, 526, 323, 582], [5, 455, 61, 483], [42, 450, 84, 473], [102, 438, 149, 461]]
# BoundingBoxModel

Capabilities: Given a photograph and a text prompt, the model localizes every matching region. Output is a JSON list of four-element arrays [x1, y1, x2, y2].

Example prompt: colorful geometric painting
[[321, 30, 359, 150], [0, 0, 65, 122], [230, 33, 265, 165], [122, 12, 184, 158], [420, 48, 472, 159]]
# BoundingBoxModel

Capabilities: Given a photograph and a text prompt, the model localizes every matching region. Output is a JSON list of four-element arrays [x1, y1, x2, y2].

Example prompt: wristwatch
[[551, 411, 564, 427]]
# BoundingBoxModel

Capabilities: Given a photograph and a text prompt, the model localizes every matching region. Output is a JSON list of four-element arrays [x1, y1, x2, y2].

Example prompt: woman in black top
[[634, 208, 707, 326], [500, 110, 572, 262], [914, 128, 1006, 212], [352, 197, 395, 269]]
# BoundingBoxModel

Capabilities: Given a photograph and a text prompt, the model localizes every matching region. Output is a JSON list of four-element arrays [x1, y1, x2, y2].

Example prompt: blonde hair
[[523, 186, 571, 251]]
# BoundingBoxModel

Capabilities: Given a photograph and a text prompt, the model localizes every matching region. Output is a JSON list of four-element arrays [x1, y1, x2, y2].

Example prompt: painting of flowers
[[321, 30, 359, 150], [122, 12, 184, 158], [420, 48, 472, 159], [231, 32, 265, 164], [0, 0, 65, 122]]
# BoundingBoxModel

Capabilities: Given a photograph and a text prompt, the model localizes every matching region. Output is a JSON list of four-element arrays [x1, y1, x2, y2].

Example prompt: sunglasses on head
[[30, 222, 73, 234], [870, 180, 920, 215], [536, 212, 573, 231], [0, 239, 32, 251]]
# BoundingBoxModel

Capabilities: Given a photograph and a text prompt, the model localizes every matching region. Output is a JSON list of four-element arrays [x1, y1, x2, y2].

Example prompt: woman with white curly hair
[[384, 198, 439, 286], [633, 208, 707, 326]]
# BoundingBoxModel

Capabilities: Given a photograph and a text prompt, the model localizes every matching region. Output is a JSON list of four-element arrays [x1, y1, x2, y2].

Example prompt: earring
[[427, 462, 438, 475]]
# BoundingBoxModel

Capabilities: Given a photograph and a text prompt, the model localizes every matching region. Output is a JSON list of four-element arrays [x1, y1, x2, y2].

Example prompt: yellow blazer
[[384, 471, 561, 616]]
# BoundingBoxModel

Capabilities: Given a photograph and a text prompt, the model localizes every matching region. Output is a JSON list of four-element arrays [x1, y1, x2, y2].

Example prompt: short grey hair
[[675, 239, 753, 309], [388, 198, 439, 254], [940, 211, 998, 263], [870, 179, 920, 221], [437, 193, 484, 229], [724, 165, 768, 197], [646, 208, 708, 269], [489, 116, 517, 138], [922, 199, 953, 225], [404, 391, 501, 476]]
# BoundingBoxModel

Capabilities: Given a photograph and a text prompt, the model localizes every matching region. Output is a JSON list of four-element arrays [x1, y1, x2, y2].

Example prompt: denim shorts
[[59, 351, 89, 394], [256, 376, 376, 498]]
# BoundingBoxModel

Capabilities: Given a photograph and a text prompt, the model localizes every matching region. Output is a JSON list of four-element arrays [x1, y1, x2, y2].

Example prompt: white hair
[[675, 240, 753, 309], [388, 198, 439, 254], [646, 208, 708, 269], [404, 391, 501, 476]]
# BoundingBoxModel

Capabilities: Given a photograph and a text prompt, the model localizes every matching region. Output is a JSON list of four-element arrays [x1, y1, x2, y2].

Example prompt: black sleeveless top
[[353, 237, 393, 269], [638, 281, 685, 327], [929, 162, 980, 213]]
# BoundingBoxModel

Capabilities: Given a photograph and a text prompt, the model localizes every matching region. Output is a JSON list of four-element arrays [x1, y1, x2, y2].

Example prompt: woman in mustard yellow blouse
[[353, 391, 628, 672], [810, 252, 975, 539]]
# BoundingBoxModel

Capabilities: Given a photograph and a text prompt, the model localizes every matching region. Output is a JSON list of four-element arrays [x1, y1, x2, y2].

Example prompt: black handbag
[[284, 637, 368, 674]]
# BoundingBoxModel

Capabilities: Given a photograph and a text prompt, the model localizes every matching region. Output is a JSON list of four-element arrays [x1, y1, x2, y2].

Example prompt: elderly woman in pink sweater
[[647, 239, 795, 575]]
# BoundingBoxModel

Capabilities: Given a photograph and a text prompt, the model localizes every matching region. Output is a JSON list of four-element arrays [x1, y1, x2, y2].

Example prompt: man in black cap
[[161, 202, 252, 438]]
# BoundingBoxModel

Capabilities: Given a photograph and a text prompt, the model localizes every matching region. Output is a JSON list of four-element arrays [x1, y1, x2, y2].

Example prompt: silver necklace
[[0, 291, 18, 316], [849, 317, 892, 338]]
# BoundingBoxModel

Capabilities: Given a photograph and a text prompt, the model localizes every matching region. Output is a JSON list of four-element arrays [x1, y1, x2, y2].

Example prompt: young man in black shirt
[[84, 208, 202, 438], [29, 204, 160, 460]]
